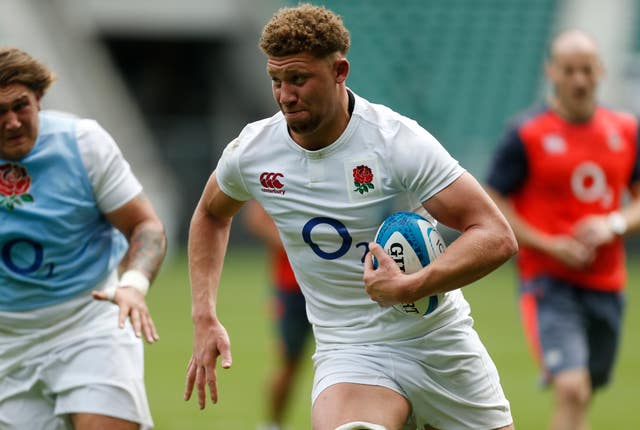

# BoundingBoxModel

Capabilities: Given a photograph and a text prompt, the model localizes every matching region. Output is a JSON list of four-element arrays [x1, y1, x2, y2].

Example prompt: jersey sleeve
[[392, 128, 465, 203], [214, 137, 253, 201], [485, 124, 528, 195], [76, 119, 143, 213]]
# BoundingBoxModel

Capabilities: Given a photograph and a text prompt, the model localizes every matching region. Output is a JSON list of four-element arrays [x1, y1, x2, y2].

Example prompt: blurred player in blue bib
[[183, 4, 518, 430], [0, 47, 167, 430]]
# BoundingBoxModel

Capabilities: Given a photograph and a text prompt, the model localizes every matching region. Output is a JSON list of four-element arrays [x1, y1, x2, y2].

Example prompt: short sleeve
[[485, 125, 528, 195], [215, 137, 253, 201], [392, 127, 465, 203], [76, 119, 142, 213]]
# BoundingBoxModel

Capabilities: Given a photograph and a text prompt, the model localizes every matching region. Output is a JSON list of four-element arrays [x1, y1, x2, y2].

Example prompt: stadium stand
[[292, 0, 559, 176]]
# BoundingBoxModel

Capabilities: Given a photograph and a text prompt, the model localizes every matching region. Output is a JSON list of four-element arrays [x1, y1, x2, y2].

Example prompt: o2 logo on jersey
[[571, 161, 613, 208], [302, 217, 369, 261], [1, 238, 55, 278]]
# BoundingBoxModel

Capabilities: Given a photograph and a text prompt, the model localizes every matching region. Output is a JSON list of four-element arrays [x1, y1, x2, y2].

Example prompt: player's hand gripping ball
[[373, 211, 446, 316]]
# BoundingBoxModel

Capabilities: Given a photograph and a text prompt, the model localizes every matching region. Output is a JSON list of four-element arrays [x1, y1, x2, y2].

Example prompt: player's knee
[[334, 421, 387, 430], [554, 372, 591, 407]]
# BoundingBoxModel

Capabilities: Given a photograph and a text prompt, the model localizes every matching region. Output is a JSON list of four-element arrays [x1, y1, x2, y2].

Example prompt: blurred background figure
[[485, 29, 640, 430], [0, 46, 166, 430], [244, 199, 312, 430]]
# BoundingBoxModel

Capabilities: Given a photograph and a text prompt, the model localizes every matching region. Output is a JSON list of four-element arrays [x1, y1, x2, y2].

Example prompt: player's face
[[0, 84, 41, 160], [546, 48, 602, 121], [267, 52, 347, 149]]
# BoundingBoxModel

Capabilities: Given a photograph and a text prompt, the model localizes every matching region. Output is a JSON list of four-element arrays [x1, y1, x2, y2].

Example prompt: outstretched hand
[[184, 318, 233, 409], [92, 287, 159, 343]]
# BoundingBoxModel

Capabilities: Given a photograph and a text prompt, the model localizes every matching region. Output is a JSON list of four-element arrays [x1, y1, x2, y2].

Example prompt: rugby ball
[[373, 211, 446, 316]]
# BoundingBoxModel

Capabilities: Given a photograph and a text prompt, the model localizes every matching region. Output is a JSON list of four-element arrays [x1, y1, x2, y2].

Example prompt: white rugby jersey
[[216, 91, 470, 344]]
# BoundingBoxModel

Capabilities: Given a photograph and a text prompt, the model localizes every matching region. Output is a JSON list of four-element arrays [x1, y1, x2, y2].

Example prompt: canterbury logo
[[260, 172, 285, 195]]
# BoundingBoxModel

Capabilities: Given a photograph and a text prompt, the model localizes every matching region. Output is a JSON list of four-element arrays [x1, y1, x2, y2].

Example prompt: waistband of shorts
[[0, 270, 117, 330]]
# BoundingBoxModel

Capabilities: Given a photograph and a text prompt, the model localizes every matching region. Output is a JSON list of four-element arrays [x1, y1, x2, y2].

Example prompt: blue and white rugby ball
[[374, 211, 446, 316]]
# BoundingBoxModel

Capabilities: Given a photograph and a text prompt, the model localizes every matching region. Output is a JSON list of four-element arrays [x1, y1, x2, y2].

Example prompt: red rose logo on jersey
[[260, 172, 286, 195], [353, 165, 374, 194], [0, 163, 34, 210]]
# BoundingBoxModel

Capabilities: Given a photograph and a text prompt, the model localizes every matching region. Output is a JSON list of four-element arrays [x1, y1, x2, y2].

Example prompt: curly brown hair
[[259, 3, 350, 58], [0, 47, 56, 96]]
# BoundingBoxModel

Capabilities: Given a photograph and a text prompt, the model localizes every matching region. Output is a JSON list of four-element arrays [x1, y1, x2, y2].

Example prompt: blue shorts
[[274, 288, 311, 360], [520, 276, 624, 388]]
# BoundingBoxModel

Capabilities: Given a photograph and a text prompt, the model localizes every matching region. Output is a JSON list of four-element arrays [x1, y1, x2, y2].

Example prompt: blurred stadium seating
[[2, 0, 639, 246], [312, 0, 558, 177]]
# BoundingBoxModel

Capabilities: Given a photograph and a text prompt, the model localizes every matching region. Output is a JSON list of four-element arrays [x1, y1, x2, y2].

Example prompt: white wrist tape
[[103, 270, 151, 302], [118, 270, 150, 296]]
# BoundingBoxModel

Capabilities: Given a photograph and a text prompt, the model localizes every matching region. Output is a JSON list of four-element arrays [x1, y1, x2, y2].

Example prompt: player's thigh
[[55, 377, 153, 429], [521, 276, 588, 375], [312, 382, 410, 430], [405, 318, 513, 429], [71, 413, 139, 430], [585, 289, 624, 388], [0, 387, 72, 430], [43, 303, 153, 429]]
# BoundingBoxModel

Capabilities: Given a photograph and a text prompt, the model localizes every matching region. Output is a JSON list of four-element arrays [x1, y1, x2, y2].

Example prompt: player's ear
[[335, 57, 349, 83]]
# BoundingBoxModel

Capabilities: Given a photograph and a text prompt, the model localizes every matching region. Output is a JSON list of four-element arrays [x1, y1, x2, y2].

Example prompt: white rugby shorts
[[312, 310, 513, 430], [0, 290, 153, 430]]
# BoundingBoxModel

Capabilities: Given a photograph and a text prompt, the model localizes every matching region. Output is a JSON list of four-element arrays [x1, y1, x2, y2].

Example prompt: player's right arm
[[184, 171, 245, 409], [485, 122, 594, 270]]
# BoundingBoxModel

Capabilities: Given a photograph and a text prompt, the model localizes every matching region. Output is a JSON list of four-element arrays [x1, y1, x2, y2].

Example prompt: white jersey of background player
[[216, 90, 466, 343]]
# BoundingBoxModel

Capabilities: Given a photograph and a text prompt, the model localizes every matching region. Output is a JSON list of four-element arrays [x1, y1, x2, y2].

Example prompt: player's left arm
[[414, 172, 517, 297], [365, 172, 517, 305], [93, 193, 167, 343]]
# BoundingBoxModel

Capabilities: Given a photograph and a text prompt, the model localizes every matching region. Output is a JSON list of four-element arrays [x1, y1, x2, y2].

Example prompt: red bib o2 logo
[[571, 161, 612, 208]]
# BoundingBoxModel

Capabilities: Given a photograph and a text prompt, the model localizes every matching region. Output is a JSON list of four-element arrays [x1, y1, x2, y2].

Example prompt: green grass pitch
[[144, 247, 640, 429]]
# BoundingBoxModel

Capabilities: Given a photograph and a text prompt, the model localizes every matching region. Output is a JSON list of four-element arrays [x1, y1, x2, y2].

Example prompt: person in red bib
[[244, 199, 311, 430], [486, 29, 640, 430]]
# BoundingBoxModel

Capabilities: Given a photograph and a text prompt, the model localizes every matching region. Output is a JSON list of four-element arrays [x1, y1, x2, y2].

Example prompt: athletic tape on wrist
[[118, 270, 150, 296], [101, 270, 150, 302]]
